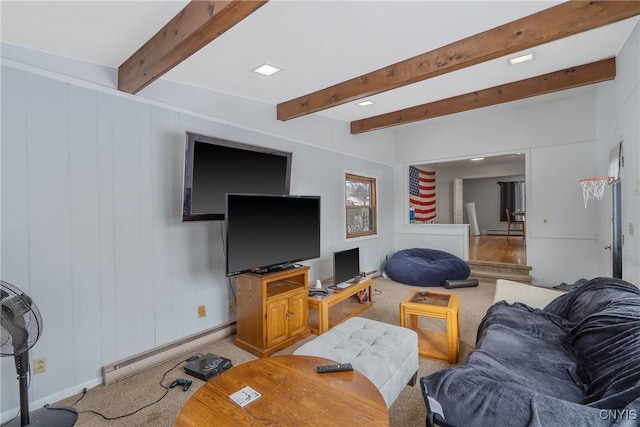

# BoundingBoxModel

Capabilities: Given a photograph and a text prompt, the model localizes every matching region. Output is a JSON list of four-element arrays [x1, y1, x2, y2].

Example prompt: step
[[466, 260, 532, 284], [486, 230, 524, 236], [466, 260, 531, 275], [468, 269, 532, 284]]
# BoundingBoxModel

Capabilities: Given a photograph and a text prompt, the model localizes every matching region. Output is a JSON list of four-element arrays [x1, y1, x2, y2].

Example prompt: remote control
[[316, 363, 353, 373]]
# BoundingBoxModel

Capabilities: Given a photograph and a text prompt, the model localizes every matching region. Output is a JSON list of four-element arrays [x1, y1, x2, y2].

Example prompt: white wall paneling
[[394, 225, 470, 261], [595, 21, 640, 285], [0, 58, 394, 417], [1, 65, 31, 409], [68, 84, 104, 386], [26, 73, 75, 399]]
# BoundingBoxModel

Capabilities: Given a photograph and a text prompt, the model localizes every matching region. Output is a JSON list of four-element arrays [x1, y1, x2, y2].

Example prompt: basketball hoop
[[579, 176, 613, 208]]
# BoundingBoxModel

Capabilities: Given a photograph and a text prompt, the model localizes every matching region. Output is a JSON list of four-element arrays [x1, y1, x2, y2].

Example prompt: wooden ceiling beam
[[350, 57, 616, 134], [277, 1, 640, 121], [118, 0, 267, 94]]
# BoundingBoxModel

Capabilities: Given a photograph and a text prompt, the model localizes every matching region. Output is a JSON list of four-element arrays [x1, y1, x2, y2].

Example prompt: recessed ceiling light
[[470, 157, 485, 161], [357, 100, 375, 107], [252, 64, 281, 76], [508, 53, 534, 65]]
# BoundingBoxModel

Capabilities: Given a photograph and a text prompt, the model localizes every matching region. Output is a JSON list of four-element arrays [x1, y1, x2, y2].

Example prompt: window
[[345, 173, 377, 238]]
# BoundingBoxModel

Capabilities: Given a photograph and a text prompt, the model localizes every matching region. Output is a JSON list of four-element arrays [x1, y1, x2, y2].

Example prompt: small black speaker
[[443, 279, 479, 289]]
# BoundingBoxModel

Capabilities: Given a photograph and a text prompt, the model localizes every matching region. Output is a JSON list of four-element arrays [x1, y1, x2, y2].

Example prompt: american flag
[[409, 166, 436, 221]]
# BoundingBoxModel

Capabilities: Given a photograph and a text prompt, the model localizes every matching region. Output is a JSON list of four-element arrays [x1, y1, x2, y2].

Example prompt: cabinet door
[[266, 298, 288, 348], [288, 293, 308, 336]]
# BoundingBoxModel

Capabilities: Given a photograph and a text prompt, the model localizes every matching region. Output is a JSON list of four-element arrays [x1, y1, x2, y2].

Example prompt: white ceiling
[[423, 153, 525, 169], [1, 1, 638, 124]]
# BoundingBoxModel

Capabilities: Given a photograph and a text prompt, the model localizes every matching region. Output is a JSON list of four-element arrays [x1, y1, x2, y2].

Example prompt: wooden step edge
[[468, 270, 533, 284], [469, 265, 531, 276], [466, 260, 532, 272]]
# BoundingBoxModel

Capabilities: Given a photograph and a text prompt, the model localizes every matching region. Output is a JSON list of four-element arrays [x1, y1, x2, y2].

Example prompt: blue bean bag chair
[[384, 248, 470, 287]]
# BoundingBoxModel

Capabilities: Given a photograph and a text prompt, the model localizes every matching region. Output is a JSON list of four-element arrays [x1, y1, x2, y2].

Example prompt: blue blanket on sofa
[[422, 277, 640, 427]]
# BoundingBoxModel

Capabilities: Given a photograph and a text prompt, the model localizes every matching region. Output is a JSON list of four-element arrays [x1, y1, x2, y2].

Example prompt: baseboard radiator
[[102, 321, 236, 385]]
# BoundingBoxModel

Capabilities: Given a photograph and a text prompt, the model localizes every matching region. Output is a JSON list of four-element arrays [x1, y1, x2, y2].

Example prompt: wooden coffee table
[[174, 355, 389, 426], [307, 278, 373, 335], [399, 290, 460, 364]]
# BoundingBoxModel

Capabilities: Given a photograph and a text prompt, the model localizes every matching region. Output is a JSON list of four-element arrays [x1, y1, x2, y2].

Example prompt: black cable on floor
[[70, 354, 201, 421]]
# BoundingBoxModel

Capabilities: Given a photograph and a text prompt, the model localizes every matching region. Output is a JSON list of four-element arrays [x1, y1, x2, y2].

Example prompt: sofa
[[422, 277, 640, 427]]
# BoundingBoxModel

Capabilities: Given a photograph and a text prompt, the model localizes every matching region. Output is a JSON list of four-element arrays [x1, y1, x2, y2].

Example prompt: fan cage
[[1, 280, 43, 357]]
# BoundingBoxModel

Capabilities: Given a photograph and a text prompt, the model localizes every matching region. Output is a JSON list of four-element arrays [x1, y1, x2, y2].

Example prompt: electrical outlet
[[198, 305, 206, 318], [33, 357, 47, 374], [227, 300, 234, 313]]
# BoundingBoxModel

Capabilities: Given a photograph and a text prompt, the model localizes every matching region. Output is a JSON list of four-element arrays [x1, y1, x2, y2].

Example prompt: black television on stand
[[225, 194, 321, 276], [182, 132, 292, 221], [332, 247, 361, 289]]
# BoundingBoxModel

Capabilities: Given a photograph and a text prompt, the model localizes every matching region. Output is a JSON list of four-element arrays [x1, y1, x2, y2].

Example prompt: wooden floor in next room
[[468, 235, 526, 265]]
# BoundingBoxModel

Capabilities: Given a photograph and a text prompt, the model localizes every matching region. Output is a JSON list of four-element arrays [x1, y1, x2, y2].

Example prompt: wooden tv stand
[[307, 277, 373, 335], [235, 266, 310, 358]]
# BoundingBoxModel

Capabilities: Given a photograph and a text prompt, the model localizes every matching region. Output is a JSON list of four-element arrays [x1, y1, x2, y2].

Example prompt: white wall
[[526, 140, 602, 283], [412, 157, 525, 224], [395, 224, 470, 260], [392, 20, 640, 286], [393, 82, 607, 285], [595, 21, 640, 285], [394, 87, 596, 165], [392, 164, 470, 259], [463, 175, 525, 233], [0, 49, 395, 416]]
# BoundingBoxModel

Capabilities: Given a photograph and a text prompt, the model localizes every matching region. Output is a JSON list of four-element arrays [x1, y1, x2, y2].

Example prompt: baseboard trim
[[102, 321, 236, 385]]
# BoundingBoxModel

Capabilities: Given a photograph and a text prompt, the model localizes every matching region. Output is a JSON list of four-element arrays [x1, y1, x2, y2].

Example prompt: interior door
[[609, 142, 623, 279], [611, 181, 622, 278]]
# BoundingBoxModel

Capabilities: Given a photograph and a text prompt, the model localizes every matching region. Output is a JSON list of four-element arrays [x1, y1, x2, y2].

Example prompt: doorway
[[411, 153, 527, 265], [468, 235, 527, 264]]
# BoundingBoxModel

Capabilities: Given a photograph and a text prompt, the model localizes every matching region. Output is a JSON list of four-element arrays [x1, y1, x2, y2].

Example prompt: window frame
[[345, 173, 378, 239]]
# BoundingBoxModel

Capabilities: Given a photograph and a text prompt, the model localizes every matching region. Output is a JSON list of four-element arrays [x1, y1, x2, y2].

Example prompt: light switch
[[630, 222, 635, 236]]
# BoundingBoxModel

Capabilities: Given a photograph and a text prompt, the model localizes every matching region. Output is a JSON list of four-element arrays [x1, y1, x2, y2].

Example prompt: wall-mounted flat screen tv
[[225, 194, 321, 276], [182, 132, 292, 221]]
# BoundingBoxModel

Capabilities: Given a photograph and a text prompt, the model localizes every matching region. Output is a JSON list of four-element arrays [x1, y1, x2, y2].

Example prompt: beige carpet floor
[[55, 277, 495, 426]]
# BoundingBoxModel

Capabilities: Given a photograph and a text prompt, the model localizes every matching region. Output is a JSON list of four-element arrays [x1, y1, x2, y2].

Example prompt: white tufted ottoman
[[294, 317, 419, 407]]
